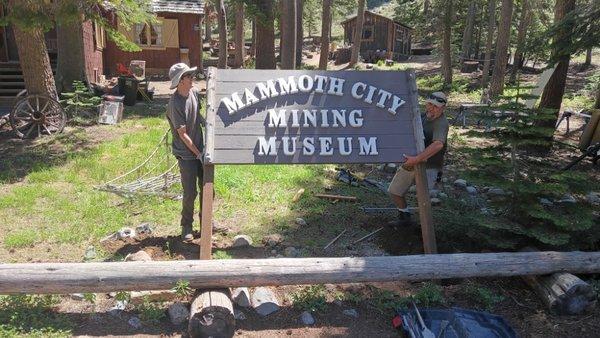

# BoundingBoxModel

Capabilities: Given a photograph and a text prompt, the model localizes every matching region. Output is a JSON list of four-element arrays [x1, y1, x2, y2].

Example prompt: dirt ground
[[1, 52, 599, 337]]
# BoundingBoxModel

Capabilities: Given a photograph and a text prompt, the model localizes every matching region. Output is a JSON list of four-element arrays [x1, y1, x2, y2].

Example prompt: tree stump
[[461, 61, 479, 73], [522, 272, 596, 315], [188, 289, 235, 338]]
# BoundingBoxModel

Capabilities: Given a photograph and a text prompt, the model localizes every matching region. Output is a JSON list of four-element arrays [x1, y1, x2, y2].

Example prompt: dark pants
[[177, 159, 203, 230]]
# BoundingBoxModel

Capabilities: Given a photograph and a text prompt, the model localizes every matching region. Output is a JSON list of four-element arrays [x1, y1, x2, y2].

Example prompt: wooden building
[[105, 0, 204, 76], [0, 0, 204, 100], [341, 11, 412, 62]]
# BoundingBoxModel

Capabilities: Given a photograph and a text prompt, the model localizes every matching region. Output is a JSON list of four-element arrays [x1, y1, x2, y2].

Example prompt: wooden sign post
[[200, 67, 437, 259]]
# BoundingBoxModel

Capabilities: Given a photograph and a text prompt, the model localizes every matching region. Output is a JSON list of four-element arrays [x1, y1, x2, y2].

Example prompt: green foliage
[[212, 250, 233, 259], [60, 81, 101, 121], [368, 282, 445, 314], [0, 295, 72, 337], [83, 293, 96, 304], [412, 282, 446, 307], [114, 291, 131, 303], [171, 280, 193, 299], [456, 83, 599, 250], [136, 296, 166, 323], [463, 283, 505, 311], [291, 284, 328, 312]]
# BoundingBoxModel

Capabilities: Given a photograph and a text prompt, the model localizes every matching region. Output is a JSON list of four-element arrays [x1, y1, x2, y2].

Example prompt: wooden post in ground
[[414, 164, 437, 254], [200, 67, 217, 260], [189, 289, 235, 337], [408, 70, 438, 254]]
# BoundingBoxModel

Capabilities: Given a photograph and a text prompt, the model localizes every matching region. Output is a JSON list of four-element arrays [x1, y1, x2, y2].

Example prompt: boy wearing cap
[[166, 63, 205, 241], [388, 91, 449, 227]]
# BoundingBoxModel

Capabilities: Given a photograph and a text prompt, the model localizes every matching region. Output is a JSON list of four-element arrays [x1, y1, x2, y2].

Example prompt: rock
[[251, 287, 280, 316], [558, 194, 577, 204], [128, 316, 142, 329], [108, 308, 123, 318], [295, 218, 307, 226], [168, 302, 189, 326], [454, 179, 467, 189], [586, 192, 600, 205], [71, 293, 85, 300], [487, 188, 506, 197], [271, 249, 277, 255], [409, 185, 417, 193], [466, 186, 477, 195], [430, 198, 441, 206], [377, 164, 385, 171], [539, 198, 554, 207], [284, 246, 299, 257], [125, 250, 152, 262], [343, 309, 359, 318], [333, 299, 343, 306], [263, 234, 283, 247], [365, 64, 374, 69], [385, 59, 394, 66], [135, 223, 153, 235], [429, 189, 440, 198], [300, 311, 315, 325], [117, 227, 136, 240], [384, 163, 397, 173], [213, 222, 229, 234], [232, 235, 253, 248], [113, 300, 128, 310], [232, 287, 251, 307], [129, 290, 177, 304], [438, 192, 448, 199], [234, 309, 247, 320], [84, 246, 97, 261], [276, 254, 284, 258]]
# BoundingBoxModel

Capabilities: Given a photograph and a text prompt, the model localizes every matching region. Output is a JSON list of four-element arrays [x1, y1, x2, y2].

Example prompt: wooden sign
[[199, 68, 436, 260], [203, 69, 424, 165]]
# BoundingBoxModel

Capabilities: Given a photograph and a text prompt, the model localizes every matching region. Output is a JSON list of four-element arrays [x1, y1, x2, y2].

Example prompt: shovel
[[412, 301, 435, 338]]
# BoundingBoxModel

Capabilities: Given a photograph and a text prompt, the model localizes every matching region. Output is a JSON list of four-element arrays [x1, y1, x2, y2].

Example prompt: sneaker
[[386, 211, 412, 230], [182, 226, 193, 241]]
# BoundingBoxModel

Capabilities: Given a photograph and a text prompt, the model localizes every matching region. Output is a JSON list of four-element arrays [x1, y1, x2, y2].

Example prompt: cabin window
[[395, 27, 404, 42], [135, 22, 163, 47], [93, 21, 106, 50], [362, 25, 374, 41]]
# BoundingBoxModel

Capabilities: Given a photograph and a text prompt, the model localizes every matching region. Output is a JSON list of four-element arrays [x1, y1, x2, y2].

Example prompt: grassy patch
[[291, 284, 328, 313], [0, 295, 72, 337], [462, 282, 505, 311]]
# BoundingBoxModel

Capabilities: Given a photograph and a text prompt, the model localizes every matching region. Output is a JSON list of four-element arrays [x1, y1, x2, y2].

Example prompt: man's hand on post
[[196, 152, 203, 163], [403, 154, 421, 168]]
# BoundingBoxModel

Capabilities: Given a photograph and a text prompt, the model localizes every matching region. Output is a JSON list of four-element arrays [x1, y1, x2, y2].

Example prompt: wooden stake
[[414, 164, 437, 254], [315, 193, 357, 201], [200, 164, 215, 260], [324, 229, 347, 250]]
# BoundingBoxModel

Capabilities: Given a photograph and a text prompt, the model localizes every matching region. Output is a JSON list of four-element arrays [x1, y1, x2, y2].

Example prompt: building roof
[[151, 0, 204, 14], [341, 10, 413, 30]]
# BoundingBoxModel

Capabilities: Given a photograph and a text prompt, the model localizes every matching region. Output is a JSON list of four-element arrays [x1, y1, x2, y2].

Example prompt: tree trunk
[[489, 0, 514, 98], [296, 0, 303, 67], [441, 0, 453, 86], [205, 3, 212, 42], [8, 0, 57, 99], [217, 0, 228, 69], [584, 47, 592, 67], [280, 0, 297, 69], [509, 0, 531, 83], [595, 81, 600, 109], [424, 0, 430, 16], [56, 14, 86, 92], [537, 0, 576, 129], [251, 18, 256, 57], [349, 0, 366, 66], [319, 0, 332, 70], [460, 1, 476, 67], [255, 0, 276, 69], [234, 2, 244, 68], [481, 0, 496, 88]]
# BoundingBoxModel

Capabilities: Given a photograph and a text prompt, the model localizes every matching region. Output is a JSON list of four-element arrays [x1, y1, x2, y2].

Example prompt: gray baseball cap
[[169, 63, 197, 89], [425, 92, 447, 107]]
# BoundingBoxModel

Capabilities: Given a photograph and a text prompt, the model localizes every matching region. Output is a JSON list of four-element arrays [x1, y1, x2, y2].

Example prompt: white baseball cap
[[425, 92, 448, 107], [168, 63, 197, 89]]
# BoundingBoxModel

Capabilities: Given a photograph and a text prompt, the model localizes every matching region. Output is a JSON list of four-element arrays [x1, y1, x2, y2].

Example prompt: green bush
[[291, 285, 328, 312]]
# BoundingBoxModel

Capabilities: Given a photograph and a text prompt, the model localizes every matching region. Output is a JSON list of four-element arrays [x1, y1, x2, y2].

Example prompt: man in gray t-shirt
[[387, 91, 449, 227], [166, 63, 205, 241]]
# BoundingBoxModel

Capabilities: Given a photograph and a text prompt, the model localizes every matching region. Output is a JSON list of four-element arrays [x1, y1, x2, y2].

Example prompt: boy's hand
[[403, 154, 421, 168]]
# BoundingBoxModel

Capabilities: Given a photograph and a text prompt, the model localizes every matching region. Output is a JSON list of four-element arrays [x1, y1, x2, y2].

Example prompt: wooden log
[[522, 272, 597, 315], [314, 193, 357, 201], [188, 289, 235, 338], [1, 252, 600, 294]]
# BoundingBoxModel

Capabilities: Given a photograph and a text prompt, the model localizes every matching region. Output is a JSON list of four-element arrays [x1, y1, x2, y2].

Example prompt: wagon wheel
[[9, 94, 66, 139]]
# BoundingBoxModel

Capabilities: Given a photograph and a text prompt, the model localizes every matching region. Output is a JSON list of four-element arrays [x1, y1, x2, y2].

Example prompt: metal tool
[[412, 301, 435, 338]]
